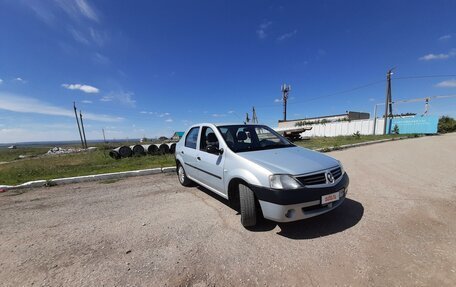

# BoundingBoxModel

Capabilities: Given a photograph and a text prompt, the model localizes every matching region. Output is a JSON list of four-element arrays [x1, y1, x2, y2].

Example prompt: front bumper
[[251, 173, 349, 222]]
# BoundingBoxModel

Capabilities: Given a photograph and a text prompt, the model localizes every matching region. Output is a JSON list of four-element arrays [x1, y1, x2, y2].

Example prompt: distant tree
[[158, 136, 168, 141], [438, 116, 456, 133], [320, 119, 329, 124], [392, 124, 400, 134]]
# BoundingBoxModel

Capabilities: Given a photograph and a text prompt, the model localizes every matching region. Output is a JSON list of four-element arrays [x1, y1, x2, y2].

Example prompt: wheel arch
[[227, 177, 250, 210]]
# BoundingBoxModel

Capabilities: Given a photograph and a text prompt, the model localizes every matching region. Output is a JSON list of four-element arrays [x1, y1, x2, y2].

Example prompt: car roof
[[191, 122, 264, 127]]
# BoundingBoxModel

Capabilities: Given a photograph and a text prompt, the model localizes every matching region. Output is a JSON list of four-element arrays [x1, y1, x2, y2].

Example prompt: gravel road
[[1, 133, 455, 286]]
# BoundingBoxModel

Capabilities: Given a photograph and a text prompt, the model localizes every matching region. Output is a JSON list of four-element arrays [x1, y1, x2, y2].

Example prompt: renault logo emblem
[[326, 172, 334, 184]]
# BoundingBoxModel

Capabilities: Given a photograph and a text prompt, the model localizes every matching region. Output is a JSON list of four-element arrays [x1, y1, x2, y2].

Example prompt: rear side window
[[185, 127, 200, 149]]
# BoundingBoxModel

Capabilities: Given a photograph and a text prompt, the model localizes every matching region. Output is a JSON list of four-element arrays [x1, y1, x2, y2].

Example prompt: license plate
[[321, 192, 340, 205]]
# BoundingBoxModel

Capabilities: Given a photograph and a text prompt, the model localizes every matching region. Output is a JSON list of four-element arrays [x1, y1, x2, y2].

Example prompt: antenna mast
[[252, 106, 258, 124], [281, 84, 291, 121]]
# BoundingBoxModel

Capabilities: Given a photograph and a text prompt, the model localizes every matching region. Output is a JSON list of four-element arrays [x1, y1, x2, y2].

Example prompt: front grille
[[296, 172, 326, 186], [331, 167, 342, 180], [296, 166, 342, 186]]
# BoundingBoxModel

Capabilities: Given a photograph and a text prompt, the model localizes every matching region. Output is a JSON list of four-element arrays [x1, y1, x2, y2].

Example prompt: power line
[[395, 74, 456, 80], [292, 79, 385, 105]]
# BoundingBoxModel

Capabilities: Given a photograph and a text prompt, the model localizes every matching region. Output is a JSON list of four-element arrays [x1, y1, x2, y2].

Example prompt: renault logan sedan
[[175, 123, 349, 227]]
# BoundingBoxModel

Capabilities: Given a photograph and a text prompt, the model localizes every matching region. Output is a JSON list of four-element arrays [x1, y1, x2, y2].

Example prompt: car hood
[[236, 146, 339, 175]]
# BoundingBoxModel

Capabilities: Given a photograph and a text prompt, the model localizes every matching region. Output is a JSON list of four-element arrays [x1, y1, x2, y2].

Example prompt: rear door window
[[185, 127, 200, 149]]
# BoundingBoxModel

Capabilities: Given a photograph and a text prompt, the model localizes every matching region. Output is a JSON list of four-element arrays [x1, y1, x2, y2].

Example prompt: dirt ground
[[1, 133, 455, 286]]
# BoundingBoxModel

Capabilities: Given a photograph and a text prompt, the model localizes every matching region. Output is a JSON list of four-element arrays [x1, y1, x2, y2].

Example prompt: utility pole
[[79, 111, 88, 149], [424, 98, 430, 115], [102, 128, 106, 143], [373, 103, 379, 135], [245, 112, 250, 123], [281, 84, 291, 121], [251, 106, 258, 124], [383, 69, 394, 134], [73, 102, 85, 148]]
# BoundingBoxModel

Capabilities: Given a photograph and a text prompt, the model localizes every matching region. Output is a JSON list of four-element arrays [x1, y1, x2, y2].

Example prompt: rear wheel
[[239, 184, 259, 227], [177, 163, 192, 187]]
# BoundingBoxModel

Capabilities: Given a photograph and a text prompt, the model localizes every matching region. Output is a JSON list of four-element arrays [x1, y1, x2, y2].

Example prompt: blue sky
[[1, 0, 456, 143]]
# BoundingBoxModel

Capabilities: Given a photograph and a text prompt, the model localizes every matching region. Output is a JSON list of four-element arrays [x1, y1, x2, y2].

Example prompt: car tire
[[177, 163, 192, 187], [239, 183, 258, 227]]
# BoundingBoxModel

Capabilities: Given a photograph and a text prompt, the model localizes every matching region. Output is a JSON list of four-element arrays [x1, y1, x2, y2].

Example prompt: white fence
[[297, 118, 386, 137]]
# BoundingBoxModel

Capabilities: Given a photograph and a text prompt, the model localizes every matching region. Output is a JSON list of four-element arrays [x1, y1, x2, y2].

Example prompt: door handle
[[197, 156, 201, 161]]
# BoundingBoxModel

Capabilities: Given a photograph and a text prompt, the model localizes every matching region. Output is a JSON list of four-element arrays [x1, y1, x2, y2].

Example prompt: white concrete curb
[[0, 166, 176, 192]]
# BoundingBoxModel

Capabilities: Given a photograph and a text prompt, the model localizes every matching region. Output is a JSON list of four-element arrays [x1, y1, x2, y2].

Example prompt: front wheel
[[239, 184, 259, 227], [177, 163, 192, 187]]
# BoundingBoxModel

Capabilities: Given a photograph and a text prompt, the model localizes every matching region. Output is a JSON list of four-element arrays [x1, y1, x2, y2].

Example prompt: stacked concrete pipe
[[168, 143, 176, 154], [110, 142, 176, 159], [143, 144, 159, 155], [130, 144, 146, 156], [159, 143, 169, 154], [109, 146, 132, 159]]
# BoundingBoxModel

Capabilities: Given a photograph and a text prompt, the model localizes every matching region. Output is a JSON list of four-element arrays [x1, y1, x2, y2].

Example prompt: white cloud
[[277, 30, 297, 41], [257, 30, 267, 39], [140, 111, 148, 114], [25, 1, 56, 25], [435, 79, 456, 88], [260, 21, 272, 30], [158, 112, 171, 117], [100, 96, 113, 102], [81, 100, 92, 104], [68, 27, 89, 45], [0, 78, 3, 84], [62, 83, 99, 93], [14, 77, 26, 83], [0, 92, 122, 122], [89, 28, 108, 46], [100, 91, 136, 107], [419, 49, 456, 61], [439, 34, 452, 41], [211, 113, 226, 118], [92, 52, 110, 65], [274, 98, 282, 103], [228, 110, 235, 114], [257, 21, 272, 39], [56, 0, 99, 22], [75, 0, 99, 21], [165, 118, 173, 123], [419, 53, 450, 61]]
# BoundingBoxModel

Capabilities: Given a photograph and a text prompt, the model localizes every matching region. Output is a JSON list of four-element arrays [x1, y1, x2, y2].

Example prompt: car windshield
[[217, 125, 294, 153]]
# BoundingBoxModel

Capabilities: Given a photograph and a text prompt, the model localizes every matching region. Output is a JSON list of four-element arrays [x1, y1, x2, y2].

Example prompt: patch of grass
[[0, 147, 50, 162], [294, 134, 412, 150], [0, 149, 175, 186]]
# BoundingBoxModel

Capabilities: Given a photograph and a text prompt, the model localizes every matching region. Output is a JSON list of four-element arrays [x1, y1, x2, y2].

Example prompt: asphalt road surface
[[1, 133, 455, 286]]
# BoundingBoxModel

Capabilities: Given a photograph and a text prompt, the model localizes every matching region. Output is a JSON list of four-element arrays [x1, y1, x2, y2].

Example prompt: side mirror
[[206, 145, 223, 155]]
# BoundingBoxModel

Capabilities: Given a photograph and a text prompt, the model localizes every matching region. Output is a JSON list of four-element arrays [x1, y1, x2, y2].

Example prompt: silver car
[[175, 123, 349, 227]]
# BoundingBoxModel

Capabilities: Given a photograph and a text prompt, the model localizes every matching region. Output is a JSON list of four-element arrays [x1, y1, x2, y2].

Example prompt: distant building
[[8, 145, 17, 149], [171, 132, 184, 141], [278, 111, 370, 129]]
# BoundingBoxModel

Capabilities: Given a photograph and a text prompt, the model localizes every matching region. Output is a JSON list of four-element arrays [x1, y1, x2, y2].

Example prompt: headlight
[[269, 174, 302, 189], [337, 160, 345, 175]]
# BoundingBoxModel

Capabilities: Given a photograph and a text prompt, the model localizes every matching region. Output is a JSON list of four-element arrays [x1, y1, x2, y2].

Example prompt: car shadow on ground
[[194, 186, 364, 240], [273, 198, 364, 239]]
